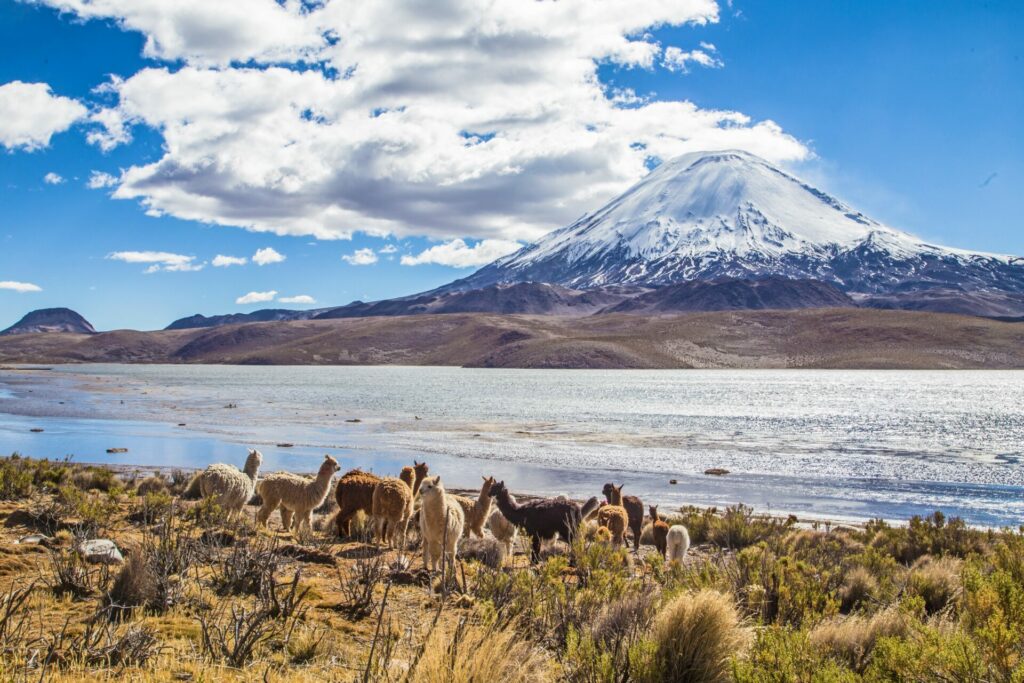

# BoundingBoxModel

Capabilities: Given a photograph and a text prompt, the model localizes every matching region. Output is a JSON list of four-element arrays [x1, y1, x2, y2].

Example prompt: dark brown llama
[[489, 481, 600, 563]]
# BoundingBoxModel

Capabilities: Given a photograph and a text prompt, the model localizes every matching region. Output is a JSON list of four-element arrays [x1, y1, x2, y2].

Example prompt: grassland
[[0, 454, 1021, 681]]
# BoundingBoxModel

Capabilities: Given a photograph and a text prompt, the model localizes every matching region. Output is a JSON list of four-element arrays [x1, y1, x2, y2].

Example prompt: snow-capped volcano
[[449, 150, 1024, 295]]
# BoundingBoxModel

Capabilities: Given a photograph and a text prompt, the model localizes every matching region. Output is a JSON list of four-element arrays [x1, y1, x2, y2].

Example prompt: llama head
[[481, 475, 496, 496], [412, 460, 429, 482], [490, 480, 508, 500], [419, 475, 443, 498], [601, 483, 615, 502], [319, 455, 341, 477], [649, 505, 659, 522], [244, 449, 263, 475]]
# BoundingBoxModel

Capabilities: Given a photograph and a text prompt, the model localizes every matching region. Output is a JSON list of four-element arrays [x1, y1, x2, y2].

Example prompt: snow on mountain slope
[[450, 150, 1024, 294]]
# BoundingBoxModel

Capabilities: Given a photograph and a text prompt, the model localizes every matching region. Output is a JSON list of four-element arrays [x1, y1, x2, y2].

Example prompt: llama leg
[[337, 509, 352, 537], [632, 521, 641, 551], [302, 510, 313, 531], [256, 500, 273, 527], [280, 508, 293, 531], [530, 534, 541, 563], [375, 516, 386, 545]]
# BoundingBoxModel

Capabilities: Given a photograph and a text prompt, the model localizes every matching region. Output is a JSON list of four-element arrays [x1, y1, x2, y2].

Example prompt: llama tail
[[181, 472, 203, 499], [579, 496, 601, 521]]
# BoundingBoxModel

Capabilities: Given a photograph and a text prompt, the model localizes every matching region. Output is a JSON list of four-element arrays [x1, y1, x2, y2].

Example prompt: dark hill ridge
[[601, 277, 854, 314], [166, 308, 329, 330], [0, 308, 96, 336]]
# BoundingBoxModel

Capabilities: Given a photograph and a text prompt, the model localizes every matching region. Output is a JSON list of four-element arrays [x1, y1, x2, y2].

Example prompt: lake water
[[1, 364, 1022, 526]]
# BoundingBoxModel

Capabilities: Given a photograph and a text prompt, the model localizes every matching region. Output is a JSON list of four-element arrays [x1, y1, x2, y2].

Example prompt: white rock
[[77, 539, 124, 565]]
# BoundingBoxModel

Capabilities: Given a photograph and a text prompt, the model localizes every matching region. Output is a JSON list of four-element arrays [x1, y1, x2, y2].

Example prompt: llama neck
[[477, 482, 492, 506], [412, 471, 426, 496], [309, 468, 334, 500], [609, 489, 623, 506], [243, 458, 260, 482], [494, 489, 524, 525]]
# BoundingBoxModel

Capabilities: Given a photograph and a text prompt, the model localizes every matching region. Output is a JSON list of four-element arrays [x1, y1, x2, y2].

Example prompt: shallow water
[[1, 365, 1022, 526]]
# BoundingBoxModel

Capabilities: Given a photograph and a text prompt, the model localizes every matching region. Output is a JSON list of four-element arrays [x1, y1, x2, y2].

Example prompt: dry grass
[[809, 606, 913, 672], [641, 589, 751, 683], [408, 618, 554, 682], [840, 566, 879, 612], [909, 555, 962, 614]]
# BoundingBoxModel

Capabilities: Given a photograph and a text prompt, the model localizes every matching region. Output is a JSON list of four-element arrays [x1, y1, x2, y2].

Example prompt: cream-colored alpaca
[[371, 462, 428, 548], [419, 476, 464, 573], [486, 508, 518, 559], [189, 449, 262, 519], [256, 455, 340, 531], [451, 476, 495, 538]]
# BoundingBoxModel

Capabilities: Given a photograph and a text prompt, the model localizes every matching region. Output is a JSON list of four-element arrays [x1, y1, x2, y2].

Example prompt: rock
[[345, 418, 361, 423], [29, 428, 43, 433], [704, 468, 730, 476], [106, 447, 128, 454], [276, 443, 294, 448], [77, 539, 124, 565], [669, 479, 678, 485]]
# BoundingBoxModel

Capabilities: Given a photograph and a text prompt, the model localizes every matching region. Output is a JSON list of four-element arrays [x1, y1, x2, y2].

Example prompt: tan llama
[[486, 508, 518, 559], [185, 448, 262, 520], [650, 505, 669, 558], [451, 476, 496, 538], [371, 461, 428, 548], [256, 455, 340, 531], [597, 484, 629, 547], [418, 476, 464, 573]]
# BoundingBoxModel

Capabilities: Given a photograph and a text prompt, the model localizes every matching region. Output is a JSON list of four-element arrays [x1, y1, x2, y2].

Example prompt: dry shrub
[[809, 606, 912, 672], [135, 475, 168, 496], [106, 551, 158, 615], [458, 536, 506, 569], [909, 555, 962, 614], [839, 566, 879, 613], [591, 591, 658, 648], [408, 617, 553, 682], [640, 589, 750, 683], [71, 467, 122, 494]]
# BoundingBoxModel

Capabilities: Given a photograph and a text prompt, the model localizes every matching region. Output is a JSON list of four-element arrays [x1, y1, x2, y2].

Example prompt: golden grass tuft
[[640, 589, 750, 683], [408, 618, 554, 683], [909, 555, 962, 614], [839, 566, 879, 612], [809, 606, 912, 671]]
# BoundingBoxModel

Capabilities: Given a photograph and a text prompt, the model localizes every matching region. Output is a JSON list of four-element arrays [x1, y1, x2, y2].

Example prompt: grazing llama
[[593, 526, 613, 544], [490, 481, 600, 563], [452, 476, 496, 538], [650, 505, 670, 558], [418, 476, 465, 572], [256, 455, 340, 531], [371, 461, 429, 548], [597, 484, 629, 547], [602, 482, 643, 550], [334, 469, 381, 537], [486, 508, 519, 560], [666, 524, 691, 563], [184, 448, 262, 519]]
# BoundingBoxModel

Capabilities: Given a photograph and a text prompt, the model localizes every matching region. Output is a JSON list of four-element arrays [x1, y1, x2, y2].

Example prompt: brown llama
[[602, 482, 643, 550], [334, 469, 380, 537], [597, 484, 629, 547], [650, 505, 669, 558], [490, 481, 600, 563], [371, 461, 429, 548]]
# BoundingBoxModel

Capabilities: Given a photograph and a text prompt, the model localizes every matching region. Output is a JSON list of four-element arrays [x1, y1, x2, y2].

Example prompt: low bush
[[808, 606, 913, 672], [909, 555, 962, 614]]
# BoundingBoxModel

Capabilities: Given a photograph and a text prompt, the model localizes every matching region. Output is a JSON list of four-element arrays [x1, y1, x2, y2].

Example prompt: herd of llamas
[[187, 449, 690, 568]]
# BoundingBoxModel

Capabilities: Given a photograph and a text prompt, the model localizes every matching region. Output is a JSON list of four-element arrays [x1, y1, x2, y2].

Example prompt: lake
[[1, 364, 1022, 526]]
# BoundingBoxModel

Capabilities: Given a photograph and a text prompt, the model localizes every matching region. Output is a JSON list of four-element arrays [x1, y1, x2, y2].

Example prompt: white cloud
[[0, 280, 42, 293], [43, 172, 65, 185], [236, 289, 277, 304], [278, 294, 315, 304], [400, 239, 521, 268], [43, 0, 808, 246], [106, 250, 203, 272], [88, 171, 119, 189], [341, 248, 378, 266], [0, 81, 87, 151], [252, 247, 285, 265], [378, 244, 397, 254], [662, 45, 724, 73], [212, 254, 247, 267]]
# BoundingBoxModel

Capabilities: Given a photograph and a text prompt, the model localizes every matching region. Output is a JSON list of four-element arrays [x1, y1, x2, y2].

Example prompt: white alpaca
[[486, 508, 518, 560], [190, 449, 262, 519], [418, 476, 464, 573], [256, 455, 340, 532], [666, 524, 690, 562]]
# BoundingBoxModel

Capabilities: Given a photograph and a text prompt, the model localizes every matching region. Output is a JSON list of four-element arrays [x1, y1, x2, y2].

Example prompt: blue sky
[[0, 0, 1021, 330]]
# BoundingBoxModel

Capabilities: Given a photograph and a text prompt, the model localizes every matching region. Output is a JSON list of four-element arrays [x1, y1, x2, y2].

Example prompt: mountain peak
[[452, 150, 1024, 295], [1, 308, 97, 336]]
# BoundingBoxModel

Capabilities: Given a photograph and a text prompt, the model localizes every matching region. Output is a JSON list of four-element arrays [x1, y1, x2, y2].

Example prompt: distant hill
[[0, 308, 96, 336], [166, 308, 329, 330], [316, 282, 639, 320], [600, 277, 853, 314]]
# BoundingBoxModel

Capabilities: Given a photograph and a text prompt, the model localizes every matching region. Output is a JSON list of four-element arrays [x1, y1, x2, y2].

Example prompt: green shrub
[[734, 626, 859, 683]]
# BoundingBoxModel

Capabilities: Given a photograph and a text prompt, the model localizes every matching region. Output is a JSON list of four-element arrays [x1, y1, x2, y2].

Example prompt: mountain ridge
[[0, 308, 96, 336]]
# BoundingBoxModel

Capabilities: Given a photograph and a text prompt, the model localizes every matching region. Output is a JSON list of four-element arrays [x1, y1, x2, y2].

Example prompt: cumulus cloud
[[88, 171, 119, 189], [278, 294, 315, 304], [252, 247, 285, 265], [43, 172, 65, 185], [39, 1, 808, 246], [212, 254, 247, 267], [0, 280, 43, 293], [106, 250, 203, 272], [0, 81, 87, 151], [341, 248, 378, 266], [236, 289, 277, 304], [400, 239, 522, 268], [662, 44, 724, 72]]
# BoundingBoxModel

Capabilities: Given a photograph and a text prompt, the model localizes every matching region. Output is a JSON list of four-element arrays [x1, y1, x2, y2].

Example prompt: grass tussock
[[408, 618, 554, 683]]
